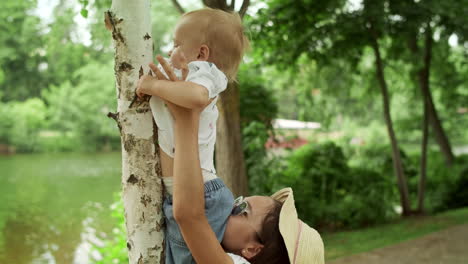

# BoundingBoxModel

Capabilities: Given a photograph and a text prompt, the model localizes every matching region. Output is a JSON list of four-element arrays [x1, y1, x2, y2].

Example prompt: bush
[[42, 61, 120, 151], [280, 142, 397, 229], [243, 121, 285, 196], [0, 98, 47, 152], [238, 65, 278, 129], [425, 154, 468, 212]]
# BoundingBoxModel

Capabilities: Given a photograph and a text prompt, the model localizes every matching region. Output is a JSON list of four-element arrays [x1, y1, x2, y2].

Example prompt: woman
[[160, 61, 324, 264]]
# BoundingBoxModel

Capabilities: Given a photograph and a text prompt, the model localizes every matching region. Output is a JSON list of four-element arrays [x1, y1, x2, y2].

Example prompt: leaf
[[80, 9, 88, 18]]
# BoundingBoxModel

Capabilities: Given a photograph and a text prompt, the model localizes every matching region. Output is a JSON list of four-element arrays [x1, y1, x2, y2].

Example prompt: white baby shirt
[[149, 60, 228, 182]]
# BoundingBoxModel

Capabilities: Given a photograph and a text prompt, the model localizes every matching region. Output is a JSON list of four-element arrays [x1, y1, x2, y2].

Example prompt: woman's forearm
[[147, 80, 209, 109], [172, 112, 206, 221]]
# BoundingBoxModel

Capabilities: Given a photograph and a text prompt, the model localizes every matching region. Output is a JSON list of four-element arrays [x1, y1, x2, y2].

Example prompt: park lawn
[[322, 207, 468, 261]]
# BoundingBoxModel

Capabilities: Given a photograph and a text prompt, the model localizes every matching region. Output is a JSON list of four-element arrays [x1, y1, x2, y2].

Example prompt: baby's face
[[168, 18, 202, 69]]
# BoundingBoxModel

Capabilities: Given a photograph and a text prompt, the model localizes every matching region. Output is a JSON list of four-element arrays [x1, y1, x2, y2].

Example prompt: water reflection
[[0, 152, 121, 264]]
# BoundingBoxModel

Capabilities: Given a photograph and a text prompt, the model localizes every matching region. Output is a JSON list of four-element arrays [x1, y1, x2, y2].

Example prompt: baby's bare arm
[[145, 79, 210, 109]]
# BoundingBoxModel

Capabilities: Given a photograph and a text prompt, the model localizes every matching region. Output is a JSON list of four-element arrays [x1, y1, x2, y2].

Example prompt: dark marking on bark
[[149, 244, 161, 256], [140, 194, 152, 207], [137, 253, 143, 264], [119, 62, 134, 72], [144, 33, 151, 40], [160, 239, 165, 264], [151, 244, 160, 251], [107, 112, 122, 134], [155, 218, 164, 232], [149, 226, 158, 235], [104, 11, 113, 31], [127, 242, 132, 250], [152, 119, 162, 177], [129, 95, 138, 108], [112, 28, 125, 43], [114, 54, 122, 99], [123, 134, 137, 153], [141, 211, 145, 222], [105, 11, 125, 43], [155, 201, 162, 213], [136, 108, 150, 113], [129, 94, 149, 108], [138, 178, 146, 188], [127, 174, 138, 184], [139, 66, 144, 78]]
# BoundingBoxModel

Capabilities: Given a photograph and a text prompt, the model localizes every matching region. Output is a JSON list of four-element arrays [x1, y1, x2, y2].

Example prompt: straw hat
[[271, 188, 324, 264]]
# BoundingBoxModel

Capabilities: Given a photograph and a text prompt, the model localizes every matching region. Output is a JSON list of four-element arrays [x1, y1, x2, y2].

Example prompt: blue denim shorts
[[163, 178, 234, 264]]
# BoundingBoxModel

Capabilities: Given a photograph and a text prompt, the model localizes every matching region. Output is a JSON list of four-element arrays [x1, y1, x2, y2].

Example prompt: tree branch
[[229, 0, 236, 10], [239, 0, 250, 18], [171, 0, 185, 14]]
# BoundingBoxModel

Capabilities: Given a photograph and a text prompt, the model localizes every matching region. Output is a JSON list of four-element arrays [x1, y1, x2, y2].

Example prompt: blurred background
[[0, 0, 467, 263]]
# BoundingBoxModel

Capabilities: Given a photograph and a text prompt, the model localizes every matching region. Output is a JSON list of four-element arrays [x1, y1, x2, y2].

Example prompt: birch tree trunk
[[106, 1, 165, 263]]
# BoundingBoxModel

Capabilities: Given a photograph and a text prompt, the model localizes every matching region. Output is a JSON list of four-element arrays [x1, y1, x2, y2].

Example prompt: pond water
[[0, 152, 122, 264]]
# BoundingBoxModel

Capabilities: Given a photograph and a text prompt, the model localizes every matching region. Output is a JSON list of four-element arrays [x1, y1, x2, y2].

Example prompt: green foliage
[[277, 142, 396, 229], [0, 98, 47, 152], [243, 121, 284, 196], [444, 158, 468, 209], [42, 60, 119, 151], [424, 154, 468, 212], [93, 194, 128, 264], [0, 0, 47, 101], [238, 64, 278, 128], [239, 65, 281, 195], [79, 0, 89, 18]]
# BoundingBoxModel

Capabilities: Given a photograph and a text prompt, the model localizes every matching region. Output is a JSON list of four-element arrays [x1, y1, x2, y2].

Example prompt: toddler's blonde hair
[[182, 8, 250, 82]]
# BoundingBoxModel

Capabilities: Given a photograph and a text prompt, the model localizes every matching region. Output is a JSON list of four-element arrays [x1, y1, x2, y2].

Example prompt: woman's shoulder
[[227, 253, 251, 264]]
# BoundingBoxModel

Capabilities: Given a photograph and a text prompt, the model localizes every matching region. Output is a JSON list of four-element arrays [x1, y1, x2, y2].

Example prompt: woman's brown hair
[[250, 200, 290, 264]]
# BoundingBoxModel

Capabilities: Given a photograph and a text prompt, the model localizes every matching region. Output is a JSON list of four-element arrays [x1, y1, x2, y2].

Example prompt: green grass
[[323, 207, 468, 261]]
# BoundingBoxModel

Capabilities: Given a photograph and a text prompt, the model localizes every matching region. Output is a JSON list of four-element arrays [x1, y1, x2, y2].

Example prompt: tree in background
[[0, 0, 46, 100], [170, 0, 251, 196], [387, 0, 468, 168], [250, 0, 414, 214], [251, 0, 467, 215], [106, 0, 164, 262]]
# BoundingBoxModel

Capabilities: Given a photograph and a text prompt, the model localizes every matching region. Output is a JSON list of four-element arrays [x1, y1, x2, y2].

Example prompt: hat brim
[[271, 188, 324, 264]]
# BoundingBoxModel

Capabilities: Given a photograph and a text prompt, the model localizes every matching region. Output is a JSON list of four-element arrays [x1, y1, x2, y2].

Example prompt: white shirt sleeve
[[186, 61, 228, 99], [227, 253, 251, 264]]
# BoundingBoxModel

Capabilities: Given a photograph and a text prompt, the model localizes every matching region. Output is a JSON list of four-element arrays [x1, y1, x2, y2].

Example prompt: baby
[[136, 8, 249, 264]]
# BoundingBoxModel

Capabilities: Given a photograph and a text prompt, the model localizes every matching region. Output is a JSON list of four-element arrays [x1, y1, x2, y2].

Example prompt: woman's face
[[222, 195, 275, 258]]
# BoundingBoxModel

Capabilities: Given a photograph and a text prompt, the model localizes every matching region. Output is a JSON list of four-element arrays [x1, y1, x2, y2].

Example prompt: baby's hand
[[136, 74, 156, 98]]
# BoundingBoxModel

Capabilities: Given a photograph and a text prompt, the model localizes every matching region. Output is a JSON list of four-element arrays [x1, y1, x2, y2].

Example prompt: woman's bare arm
[[169, 103, 232, 264]]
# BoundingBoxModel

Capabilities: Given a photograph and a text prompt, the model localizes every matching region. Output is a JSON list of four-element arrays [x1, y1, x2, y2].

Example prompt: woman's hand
[[147, 54, 201, 121], [149, 55, 189, 82], [136, 53, 188, 98]]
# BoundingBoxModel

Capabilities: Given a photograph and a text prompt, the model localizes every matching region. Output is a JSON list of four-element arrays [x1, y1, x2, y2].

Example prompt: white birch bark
[[106, 1, 164, 263]]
